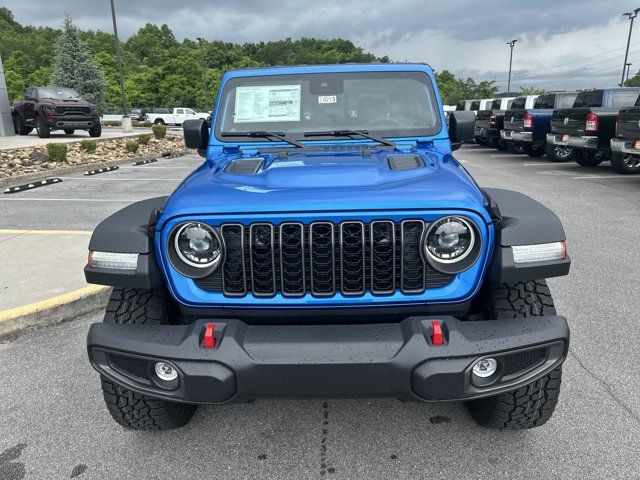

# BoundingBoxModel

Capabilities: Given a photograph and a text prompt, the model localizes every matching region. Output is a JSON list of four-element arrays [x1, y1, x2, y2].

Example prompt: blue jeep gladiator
[[84, 64, 571, 431]]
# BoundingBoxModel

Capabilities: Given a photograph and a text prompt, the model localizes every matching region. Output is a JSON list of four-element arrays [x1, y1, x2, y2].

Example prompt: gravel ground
[[0, 146, 639, 480]]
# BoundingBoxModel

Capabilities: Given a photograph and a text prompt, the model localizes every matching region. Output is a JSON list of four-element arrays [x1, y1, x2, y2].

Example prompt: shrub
[[132, 120, 152, 128], [80, 140, 97, 152], [102, 121, 121, 127], [152, 124, 166, 139], [138, 134, 151, 145], [125, 141, 140, 153], [46, 143, 67, 162]]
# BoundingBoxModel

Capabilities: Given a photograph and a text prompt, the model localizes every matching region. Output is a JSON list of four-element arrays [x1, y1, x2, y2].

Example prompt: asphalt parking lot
[[1, 146, 639, 480]]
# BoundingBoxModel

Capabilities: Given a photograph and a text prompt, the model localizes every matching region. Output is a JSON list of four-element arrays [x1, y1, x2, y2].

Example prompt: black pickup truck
[[610, 96, 640, 173], [502, 92, 578, 161], [547, 88, 640, 167], [474, 98, 515, 150]]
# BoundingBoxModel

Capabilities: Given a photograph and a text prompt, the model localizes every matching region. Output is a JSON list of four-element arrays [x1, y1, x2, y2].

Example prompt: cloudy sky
[[4, 0, 638, 91]]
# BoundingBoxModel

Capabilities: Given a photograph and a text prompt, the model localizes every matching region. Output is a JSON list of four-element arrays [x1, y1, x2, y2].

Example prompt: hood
[[159, 148, 489, 225], [40, 98, 93, 107]]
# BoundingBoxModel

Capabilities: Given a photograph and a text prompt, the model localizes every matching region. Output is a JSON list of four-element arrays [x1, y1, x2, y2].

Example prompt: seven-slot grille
[[195, 220, 455, 297]]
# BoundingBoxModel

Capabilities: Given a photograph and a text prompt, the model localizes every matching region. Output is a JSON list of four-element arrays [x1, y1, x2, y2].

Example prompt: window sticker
[[318, 95, 337, 104], [234, 85, 301, 123]]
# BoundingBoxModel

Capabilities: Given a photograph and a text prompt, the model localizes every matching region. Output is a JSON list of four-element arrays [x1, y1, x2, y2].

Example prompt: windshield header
[[214, 71, 443, 143]]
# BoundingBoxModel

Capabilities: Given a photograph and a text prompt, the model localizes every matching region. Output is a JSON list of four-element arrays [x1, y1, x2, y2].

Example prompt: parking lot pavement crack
[[319, 401, 335, 476], [569, 348, 640, 426]]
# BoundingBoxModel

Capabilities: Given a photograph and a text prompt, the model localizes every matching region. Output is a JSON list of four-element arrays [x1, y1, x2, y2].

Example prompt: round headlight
[[174, 222, 222, 269], [423, 216, 480, 274], [425, 217, 475, 263]]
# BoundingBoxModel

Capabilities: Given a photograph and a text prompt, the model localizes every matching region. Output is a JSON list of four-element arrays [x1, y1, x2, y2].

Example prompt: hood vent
[[224, 158, 264, 175], [388, 155, 425, 171]]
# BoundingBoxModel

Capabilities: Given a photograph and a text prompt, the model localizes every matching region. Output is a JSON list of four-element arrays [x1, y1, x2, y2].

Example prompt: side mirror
[[448, 111, 475, 151], [183, 118, 209, 157]]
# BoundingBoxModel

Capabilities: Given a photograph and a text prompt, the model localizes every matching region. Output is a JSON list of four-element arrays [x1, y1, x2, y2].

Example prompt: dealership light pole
[[506, 39, 517, 95], [621, 8, 640, 87], [626, 63, 633, 84], [109, 0, 131, 131]]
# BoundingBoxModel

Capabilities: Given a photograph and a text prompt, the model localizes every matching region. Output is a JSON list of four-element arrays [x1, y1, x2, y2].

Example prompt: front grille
[[196, 220, 454, 297], [55, 106, 91, 115]]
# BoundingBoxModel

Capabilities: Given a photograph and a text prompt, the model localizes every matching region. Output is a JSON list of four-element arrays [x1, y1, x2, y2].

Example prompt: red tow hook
[[203, 323, 216, 349], [431, 320, 444, 346]]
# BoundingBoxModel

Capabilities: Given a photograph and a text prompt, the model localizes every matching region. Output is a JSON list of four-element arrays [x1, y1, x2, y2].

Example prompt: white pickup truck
[[146, 108, 210, 126]]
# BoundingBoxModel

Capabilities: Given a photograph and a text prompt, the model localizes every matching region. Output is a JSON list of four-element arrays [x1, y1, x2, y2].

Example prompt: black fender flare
[[483, 188, 571, 284], [84, 197, 167, 288]]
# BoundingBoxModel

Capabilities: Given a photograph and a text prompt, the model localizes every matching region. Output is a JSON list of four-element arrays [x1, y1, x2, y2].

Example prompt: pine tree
[[50, 15, 105, 107]]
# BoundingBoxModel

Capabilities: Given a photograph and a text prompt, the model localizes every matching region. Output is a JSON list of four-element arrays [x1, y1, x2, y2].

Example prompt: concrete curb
[[0, 150, 189, 188], [0, 286, 111, 339]]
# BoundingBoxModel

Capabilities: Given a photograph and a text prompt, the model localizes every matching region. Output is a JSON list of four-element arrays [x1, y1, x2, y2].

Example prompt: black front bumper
[[87, 315, 569, 404]]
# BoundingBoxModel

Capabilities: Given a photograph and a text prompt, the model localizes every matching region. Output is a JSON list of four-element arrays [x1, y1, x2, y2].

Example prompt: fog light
[[154, 362, 178, 381], [472, 358, 498, 378]]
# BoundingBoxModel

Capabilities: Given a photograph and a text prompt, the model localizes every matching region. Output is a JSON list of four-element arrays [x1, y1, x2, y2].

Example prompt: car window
[[510, 97, 526, 109], [470, 101, 480, 111], [36, 87, 80, 100], [612, 91, 640, 108], [186, 109, 195, 115], [176, 109, 185, 114], [573, 90, 603, 108], [534, 95, 555, 109], [491, 99, 501, 110], [555, 93, 578, 109], [506, 99, 514, 110], [455, 101, 466, 111]]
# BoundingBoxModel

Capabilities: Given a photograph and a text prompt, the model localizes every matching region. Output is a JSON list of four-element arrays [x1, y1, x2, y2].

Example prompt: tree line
[[2, 6, 512, 111]]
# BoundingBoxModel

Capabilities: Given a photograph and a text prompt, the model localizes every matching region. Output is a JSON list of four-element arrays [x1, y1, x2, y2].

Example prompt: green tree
[[625, 70, 640, 87], [519, 86, 546, 95], [50, 15, 105, 106]]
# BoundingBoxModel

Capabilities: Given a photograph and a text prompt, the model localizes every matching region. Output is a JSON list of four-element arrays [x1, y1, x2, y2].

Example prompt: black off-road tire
[[465, 280, 563, 429], [154, 118, 165, 125], [13, 114, 33, 135], [89, 123, 102, 138], [575, 149, 606, 167], [100, 287, 197, 431], [64, 129, 75, 135], [36, 115, 51, 138], [610, 152, 640, 174], [545, 143, 574, 163], [524, 144, 545, 157]]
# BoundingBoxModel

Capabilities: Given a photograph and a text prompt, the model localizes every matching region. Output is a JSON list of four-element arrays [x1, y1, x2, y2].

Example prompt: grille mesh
[[502, 348, 547, 376], [196, 220, 454, 297]]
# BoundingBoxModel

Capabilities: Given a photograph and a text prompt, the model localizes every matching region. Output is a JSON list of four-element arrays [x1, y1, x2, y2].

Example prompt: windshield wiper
[[303, 129, 396, 147], [221, 131, 304, 148]]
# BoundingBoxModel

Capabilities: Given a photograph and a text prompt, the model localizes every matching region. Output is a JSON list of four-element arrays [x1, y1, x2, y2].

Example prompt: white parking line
[[489, 154, 523, 158], [0, 198, 143, 202], [573, 175, 640, 180], [523, 162, 573, 167], [119, 166, 196, 170], [57, 176, 184, 181]]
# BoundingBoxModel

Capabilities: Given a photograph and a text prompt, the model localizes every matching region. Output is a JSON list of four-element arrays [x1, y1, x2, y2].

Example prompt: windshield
[[37, 87, 80, 100], [215, 71, 442, 142]]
